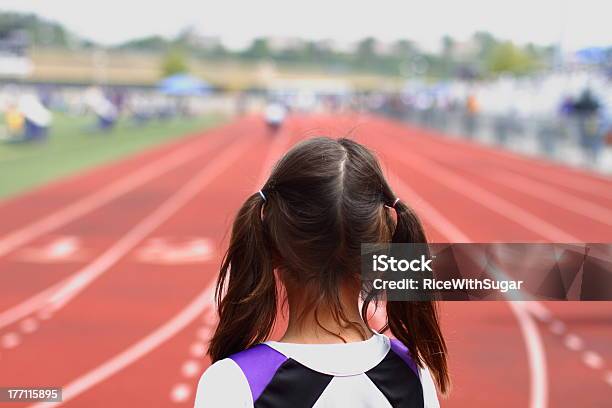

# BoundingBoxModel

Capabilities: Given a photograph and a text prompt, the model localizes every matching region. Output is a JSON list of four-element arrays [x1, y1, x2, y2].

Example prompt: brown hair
[[208, 137, 449, 394]]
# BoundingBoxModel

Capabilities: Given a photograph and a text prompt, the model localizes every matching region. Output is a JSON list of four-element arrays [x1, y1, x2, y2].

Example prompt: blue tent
[[158, 73, 212, 96], [575, 47, 610, 65]]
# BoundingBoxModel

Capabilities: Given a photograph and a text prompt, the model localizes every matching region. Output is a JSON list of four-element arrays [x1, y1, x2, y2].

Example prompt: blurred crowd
[[0, 84, 219, 142], [375, 70, 612, 170], [2, 69, 612, 172]]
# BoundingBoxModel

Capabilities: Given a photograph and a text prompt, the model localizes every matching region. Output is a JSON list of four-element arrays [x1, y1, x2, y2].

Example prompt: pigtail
[[387, 199, 450, 395], [208, 192, 277, 362]]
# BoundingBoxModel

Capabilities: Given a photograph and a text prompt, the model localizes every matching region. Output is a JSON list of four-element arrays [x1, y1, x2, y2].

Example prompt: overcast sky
[[0, 0, 608, 51]]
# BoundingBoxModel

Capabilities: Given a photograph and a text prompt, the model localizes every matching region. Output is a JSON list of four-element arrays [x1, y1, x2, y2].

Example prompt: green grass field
[[0, 113, 226, 199]]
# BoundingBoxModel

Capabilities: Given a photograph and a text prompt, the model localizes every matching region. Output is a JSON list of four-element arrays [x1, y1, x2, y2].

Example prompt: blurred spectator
[[559, 95, 575, 117], [264, 101, 287, 133], [462, 93, 480, 137], [16, 93, 52, 142], [572, 89, 602, 162], [3, 102, 24, 139], [84, 87, 119, 132]]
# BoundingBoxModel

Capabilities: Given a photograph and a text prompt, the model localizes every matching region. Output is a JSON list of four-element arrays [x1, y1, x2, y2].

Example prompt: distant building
[[0, 29, 33, 78]]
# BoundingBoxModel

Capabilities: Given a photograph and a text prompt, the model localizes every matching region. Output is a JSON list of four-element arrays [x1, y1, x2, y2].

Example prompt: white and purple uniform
[[195, 333, 439, 407]]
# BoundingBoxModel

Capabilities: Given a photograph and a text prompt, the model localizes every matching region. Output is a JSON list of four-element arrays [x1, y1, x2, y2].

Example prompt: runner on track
[[263, 101, 287, 133], [196, 137, 448, 407]]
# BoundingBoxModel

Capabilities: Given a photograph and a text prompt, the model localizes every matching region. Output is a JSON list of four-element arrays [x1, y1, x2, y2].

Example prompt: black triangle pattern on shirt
[[254, 358, 333, 408], [365, 349, 424, 408]]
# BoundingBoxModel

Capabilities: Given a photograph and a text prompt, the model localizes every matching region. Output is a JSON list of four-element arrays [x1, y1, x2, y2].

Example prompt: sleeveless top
[[195, 333, 439, 407]]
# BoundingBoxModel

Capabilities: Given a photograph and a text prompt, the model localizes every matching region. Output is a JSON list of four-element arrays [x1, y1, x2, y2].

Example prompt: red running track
[[0, 114, 610, 407]]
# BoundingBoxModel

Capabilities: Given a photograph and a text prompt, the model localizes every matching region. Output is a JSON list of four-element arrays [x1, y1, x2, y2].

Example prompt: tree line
[[1, 11, 558, 78]]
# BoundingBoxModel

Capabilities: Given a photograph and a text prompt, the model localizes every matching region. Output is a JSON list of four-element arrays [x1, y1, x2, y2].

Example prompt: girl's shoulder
[[195, 344, 286, 407], [194, 357, 252, 407]]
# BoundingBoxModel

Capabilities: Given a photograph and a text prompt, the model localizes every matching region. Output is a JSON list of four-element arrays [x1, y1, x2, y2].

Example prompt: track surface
[[0, 114, 610, 407]]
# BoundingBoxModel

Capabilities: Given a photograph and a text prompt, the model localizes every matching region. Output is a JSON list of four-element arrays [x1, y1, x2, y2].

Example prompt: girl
[[195, 137, 449, 407]]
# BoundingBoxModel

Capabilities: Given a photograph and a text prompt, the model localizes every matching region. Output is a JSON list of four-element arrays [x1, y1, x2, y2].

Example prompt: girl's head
[[209, 137, 449, 394]]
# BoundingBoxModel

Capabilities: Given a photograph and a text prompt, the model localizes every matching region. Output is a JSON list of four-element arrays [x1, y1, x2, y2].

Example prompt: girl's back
[[195, 137, 449, 407], [196, 333, 439, 407]]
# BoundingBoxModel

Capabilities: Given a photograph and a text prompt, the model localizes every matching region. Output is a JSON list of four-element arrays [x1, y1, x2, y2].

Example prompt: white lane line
[[29, 120, 293, 408], [481, 169, 612, 227], [507, 301, 549, 408], [37, 308, 54, 320], [524, 302, 552, 323], [582, 351, 604, 370], [605, 371, 612, 387], [181, 360, 202, 378], [548, 320, 566, 335], [1, 332, 20, 348], [0, 138, 253, 330], [0, 127, 230, 259], [170, 383, 192, 403], [170, 318, 218, 404], [196, 327, 210, 341], [19, 318, 38, 334], [388, 169, 549, 408], [189, 342, 207, 359], [390, 173, 469, 242], [564, 334, 584, 351], [387, 148, 578, 242], [500, 162, 612, 201]]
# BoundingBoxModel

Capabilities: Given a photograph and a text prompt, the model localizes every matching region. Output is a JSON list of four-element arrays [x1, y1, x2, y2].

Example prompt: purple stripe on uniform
[[229, 344, 288, 402], [389, 338, 419, 377]]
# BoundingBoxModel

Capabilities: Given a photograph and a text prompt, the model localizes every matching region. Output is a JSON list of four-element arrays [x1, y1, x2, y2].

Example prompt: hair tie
[[392, 198, 400, 208], [258, 190, 267, 201]]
